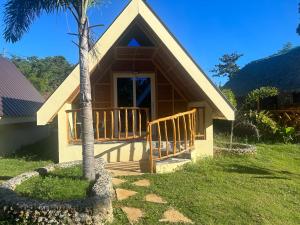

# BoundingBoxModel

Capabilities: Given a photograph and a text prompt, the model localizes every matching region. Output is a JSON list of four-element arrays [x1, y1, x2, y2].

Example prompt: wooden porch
[[66, 107, 204, 172]]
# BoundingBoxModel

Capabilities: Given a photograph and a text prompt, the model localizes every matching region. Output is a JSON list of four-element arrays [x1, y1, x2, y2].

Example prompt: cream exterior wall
[[0, 122, 49, 156], [189, 101, 214, 161]]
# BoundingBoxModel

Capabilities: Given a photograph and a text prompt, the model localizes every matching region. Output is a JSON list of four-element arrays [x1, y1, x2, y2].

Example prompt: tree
[[245, 86, 279, 111], [11, 56, 74, 97], [277, 42, 293, 54], [221, 89, 237, 108], [211, 52, 243, 80], [3, 0, 105, 181]]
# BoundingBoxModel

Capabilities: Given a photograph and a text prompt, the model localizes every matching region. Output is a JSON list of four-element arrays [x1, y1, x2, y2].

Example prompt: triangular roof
[[0, 57, 44, 119], [37, 0, 235, 125]]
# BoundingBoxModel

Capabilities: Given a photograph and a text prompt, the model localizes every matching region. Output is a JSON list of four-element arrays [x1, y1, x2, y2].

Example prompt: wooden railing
[[66, 107, 149, 143], [147, 109, 197, 173]]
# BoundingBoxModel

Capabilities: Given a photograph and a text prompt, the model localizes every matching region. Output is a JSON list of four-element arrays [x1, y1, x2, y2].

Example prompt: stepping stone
[[121, 207, 144, 224], [112, 178, 126, 186], [133, 179, 150, 187], [159, 208, 194, 224], [145, 194, 167, 204], [116, 188, 137, 201]]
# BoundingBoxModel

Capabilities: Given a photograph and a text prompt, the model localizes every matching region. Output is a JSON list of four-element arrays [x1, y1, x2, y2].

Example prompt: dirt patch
[[116, 188, 137, 201], [133, 179, 150, 187], [159, 208, 193, 224], [121, 207, 144, 224], [145, 194, 167, 204]]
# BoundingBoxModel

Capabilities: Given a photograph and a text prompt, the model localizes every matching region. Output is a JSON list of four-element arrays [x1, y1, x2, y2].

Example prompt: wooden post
[[149, 125, 153, 173]]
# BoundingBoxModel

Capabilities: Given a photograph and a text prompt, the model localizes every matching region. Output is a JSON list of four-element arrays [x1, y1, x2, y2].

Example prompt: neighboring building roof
[[0, 56, 44, 118], [37, 0, 235, 125], [224, 47, 300, 96]]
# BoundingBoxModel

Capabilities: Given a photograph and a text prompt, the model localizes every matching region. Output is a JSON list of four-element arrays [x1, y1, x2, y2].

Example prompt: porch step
[[155, 158, 191, 174]]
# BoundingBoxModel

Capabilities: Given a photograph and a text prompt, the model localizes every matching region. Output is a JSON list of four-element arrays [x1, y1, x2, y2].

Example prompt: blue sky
[[0, 0, 299, 85]]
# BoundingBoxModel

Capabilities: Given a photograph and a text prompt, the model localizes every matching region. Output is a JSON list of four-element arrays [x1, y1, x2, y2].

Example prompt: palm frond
[[3, 0, 68, 43]]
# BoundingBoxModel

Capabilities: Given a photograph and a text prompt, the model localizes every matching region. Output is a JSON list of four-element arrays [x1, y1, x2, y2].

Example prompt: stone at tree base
[[0, 159, 114, 225], [145, 194, 167, 204], [112, 178, 126, 186], [115, 188, 137, 201], [132, 179, 150, 187], [121, 207, 144, 224], [159, 208, 194, 224]]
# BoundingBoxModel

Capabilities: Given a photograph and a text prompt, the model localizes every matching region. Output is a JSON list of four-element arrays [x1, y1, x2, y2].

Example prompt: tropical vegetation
[[11, 56, 74, 97]]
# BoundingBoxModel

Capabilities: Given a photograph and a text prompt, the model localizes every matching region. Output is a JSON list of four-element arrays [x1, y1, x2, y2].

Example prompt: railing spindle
[[96, 111, 100, 140], [125, 109, 128, 139], [177, 117, 181, 150], [149, 125, 153, 173], [164, 121, 169, 156], [111, 110, 114, 139], [157, 122, 162, 159], [132, 109, 135, 138], [104, 111, 107, 140], [118, 110, 121, 139], [183, 115, 187, 149], [172, 118, 177, 154], [139, 109, 142, 137]]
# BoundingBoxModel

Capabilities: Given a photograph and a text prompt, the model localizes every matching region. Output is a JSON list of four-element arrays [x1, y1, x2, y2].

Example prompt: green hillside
[[224, 47, 300, 96]]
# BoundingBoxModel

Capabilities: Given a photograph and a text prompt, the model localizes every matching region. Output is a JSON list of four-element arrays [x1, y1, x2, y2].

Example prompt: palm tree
[[3, 0, 103, 181]]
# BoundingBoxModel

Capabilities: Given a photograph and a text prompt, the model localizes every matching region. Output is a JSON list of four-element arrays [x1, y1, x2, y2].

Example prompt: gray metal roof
[[0, 56, 44, 118]]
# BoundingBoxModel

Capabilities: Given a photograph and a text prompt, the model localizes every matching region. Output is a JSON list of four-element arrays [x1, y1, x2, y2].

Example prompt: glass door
[[114, 74, 155, 134]]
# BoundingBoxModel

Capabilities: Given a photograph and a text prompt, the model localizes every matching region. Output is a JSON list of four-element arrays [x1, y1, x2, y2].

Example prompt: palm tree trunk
[[79, 16, 95, 181]]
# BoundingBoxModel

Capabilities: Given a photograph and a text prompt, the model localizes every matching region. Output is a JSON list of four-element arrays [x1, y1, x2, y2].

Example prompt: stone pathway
[[116, 188, 137, 201], [113, 178, 194, 224], [121, 207, 144, 224], [112, 178, 126, 186], [159, 208, 194, 224], [145, 193, 167, 204], [132, 179, 150, 187]]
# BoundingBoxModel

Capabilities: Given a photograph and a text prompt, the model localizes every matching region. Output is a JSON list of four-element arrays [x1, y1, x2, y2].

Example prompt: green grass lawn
[[0, 157, 51, 183], [1, 144, 299, 224], [111, 144, 300, 225], [15, 165, 91, 201]]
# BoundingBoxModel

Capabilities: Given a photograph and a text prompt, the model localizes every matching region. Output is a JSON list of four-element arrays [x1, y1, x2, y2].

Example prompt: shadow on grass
[[0, 176, 13, 181], [223, 164, 273, 175], [223, 164, 299, 178], [253, 176, 291, 180]]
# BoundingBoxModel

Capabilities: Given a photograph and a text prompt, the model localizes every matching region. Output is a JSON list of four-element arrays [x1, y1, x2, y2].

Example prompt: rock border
[[0, 158, 113, 225], [214, 142, 256, 155]]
